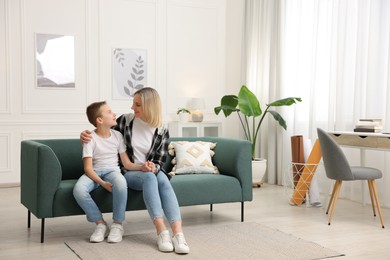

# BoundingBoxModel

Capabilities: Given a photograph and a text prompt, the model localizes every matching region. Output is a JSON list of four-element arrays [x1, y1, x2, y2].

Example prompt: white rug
[[65, 222, 344, 260]]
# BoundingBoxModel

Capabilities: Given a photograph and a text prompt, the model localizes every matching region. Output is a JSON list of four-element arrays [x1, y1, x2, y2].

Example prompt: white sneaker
[[107, 223, 124, 243], [157, 230, 174, 252], [172, 232, 190, 254], [90, 223, 108, 243]]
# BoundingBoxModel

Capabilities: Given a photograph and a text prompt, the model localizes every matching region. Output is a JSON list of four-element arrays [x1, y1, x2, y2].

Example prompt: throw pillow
[[168, 141, 219, 175]]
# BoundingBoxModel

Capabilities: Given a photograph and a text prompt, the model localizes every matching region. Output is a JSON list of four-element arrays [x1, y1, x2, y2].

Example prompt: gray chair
[[317, 128, 384, 228]]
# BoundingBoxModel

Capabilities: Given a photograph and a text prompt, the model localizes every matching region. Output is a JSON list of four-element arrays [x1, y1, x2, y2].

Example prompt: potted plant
[[214, 85, 302, 186], [177, 108, 191, 123]]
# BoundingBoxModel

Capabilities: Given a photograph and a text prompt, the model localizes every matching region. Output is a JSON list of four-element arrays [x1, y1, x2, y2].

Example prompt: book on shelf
[[354, 118, 383, 133], [353, 128, 382, 133], [354, 125, 382, 130], [356, 120, 381, 125], [359, 118, 382, 123]]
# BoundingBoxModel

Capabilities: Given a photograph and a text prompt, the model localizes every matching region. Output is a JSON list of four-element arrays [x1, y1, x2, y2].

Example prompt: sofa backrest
[[35, 139, 84, 180], [28, 137, 248, 181]]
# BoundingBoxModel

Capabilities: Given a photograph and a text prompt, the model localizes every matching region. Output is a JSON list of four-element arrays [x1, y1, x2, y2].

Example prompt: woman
[[81, 87, 189, 254]]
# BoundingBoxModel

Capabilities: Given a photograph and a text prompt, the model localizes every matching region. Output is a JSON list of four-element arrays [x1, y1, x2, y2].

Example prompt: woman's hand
[[80, 130, 92, 144], [148, 161, 156, 174], [141, 161, 156, 173]]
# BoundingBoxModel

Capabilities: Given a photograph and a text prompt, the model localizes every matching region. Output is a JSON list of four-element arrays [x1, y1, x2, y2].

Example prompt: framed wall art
[[35, 33, 75, 88], [112, 48, 147, 99]]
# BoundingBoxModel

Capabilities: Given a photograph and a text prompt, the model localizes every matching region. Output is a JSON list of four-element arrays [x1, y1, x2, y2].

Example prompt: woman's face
[[131, 93, 145, 120]]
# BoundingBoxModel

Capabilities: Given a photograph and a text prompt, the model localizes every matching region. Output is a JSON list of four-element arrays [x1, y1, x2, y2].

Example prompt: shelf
[[168, 121, 221, 137]]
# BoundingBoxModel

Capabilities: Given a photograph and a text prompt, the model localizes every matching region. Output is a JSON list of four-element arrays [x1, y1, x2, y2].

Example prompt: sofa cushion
[[53, 180, 148, 217], [171, 174, 242, 206], [168, 141, 219, 175], [53, 180, 87, 216]]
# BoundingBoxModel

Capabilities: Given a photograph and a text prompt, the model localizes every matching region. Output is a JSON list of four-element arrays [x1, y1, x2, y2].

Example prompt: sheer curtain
[[245, 0, 390, 207], [243, 0, 282, 184]]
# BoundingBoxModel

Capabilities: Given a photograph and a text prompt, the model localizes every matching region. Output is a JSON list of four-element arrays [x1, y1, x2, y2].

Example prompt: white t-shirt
[[83, 129, 127, 171], [131, 118, 155, 164]]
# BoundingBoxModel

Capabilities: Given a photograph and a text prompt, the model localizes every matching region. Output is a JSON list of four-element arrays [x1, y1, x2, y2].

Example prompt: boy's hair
[[86, 101, 106, 127], [134, 87, 162, 128]]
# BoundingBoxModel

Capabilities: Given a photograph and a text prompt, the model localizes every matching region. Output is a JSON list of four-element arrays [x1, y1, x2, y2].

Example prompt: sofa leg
[[28, 210, 31, 228], [210, 204, 213, 212], [241, 202, 244, 222], [41, 218, 45, 243]]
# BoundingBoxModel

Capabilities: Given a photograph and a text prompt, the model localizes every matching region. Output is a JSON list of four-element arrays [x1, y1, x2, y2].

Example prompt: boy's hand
[[101, 181, 113, 192]]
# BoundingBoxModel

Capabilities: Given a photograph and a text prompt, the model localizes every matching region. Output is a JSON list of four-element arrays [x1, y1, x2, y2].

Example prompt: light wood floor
[[1, 184, 390, 259]]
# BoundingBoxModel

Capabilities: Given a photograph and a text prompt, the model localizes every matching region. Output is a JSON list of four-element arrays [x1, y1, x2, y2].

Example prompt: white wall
[[225, 0, 245, 139], [0, 0, 245, 185]]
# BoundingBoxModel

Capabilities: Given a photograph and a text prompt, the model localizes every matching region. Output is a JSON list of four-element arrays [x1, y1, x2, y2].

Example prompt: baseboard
[[0, 183, 20, 188]]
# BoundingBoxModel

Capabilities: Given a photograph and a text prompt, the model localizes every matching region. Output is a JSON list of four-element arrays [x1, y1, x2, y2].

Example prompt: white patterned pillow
[[168, 141, 219, 175]]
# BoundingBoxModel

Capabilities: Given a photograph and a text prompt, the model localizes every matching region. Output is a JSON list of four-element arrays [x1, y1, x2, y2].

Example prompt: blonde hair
[[134, 87, 162, 128]]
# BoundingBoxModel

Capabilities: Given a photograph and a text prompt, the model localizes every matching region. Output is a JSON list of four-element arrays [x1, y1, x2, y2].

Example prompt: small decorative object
[[177, 108, 191, 122], [189, 98, 205, 122]]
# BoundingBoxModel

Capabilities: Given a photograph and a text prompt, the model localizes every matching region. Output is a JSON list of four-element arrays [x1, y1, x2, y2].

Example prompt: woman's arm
[[80, 130, 93, 144], [148, 128, 170, 173]]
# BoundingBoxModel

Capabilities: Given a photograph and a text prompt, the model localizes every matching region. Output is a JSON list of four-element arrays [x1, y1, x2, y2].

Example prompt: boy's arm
[[119, 152, 151, 172], [83, 157, 112, 192]]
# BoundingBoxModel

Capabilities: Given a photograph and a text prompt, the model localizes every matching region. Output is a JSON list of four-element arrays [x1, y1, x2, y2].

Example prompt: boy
[[73, 101, 141, 243]]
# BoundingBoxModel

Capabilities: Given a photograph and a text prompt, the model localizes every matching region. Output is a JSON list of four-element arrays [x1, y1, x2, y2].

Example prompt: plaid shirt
[[113, 113, 170, 177]]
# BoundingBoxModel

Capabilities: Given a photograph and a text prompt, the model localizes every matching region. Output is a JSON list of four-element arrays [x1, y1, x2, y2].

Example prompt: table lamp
[[189, 98, 205, 122]]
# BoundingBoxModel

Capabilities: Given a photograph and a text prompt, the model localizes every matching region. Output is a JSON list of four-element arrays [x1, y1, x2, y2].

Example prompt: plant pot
[[252, 158, 267, 187], [178, 113, 190, 123]]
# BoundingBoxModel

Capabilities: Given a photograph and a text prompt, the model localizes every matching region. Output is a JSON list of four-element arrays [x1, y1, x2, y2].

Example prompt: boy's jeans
[[73, 169, 127, 222]]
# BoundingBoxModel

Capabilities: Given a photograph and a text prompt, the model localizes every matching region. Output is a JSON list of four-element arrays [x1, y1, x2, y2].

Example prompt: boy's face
[[97, 104, 117, 127]]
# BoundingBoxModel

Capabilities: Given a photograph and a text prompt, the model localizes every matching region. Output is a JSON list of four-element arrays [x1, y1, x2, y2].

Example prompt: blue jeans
[[124, 171, 181, 223], [73, 169, 128, 223]]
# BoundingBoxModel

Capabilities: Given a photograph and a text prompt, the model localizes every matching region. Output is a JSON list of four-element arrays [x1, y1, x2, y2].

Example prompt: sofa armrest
[[211, 138, 252, 201], [166, 137, 253, 201], [21, 140, 62, 218]]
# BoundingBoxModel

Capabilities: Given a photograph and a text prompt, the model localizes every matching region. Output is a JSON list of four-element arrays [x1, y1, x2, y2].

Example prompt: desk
[[328, 131, 390, 204], [328, 131, 390, 150]]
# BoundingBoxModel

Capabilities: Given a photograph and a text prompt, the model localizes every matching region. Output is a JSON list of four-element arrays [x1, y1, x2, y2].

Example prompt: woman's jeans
[[73, 169, 128, 223], [124, 171, 181, 223]]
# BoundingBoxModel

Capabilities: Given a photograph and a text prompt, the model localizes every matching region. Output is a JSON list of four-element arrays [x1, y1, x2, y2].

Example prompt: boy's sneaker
[[107, 223, 124, 243], [172, 232, 190, 254], [90, 223, 108, 243], [157, 230, 174, 252]]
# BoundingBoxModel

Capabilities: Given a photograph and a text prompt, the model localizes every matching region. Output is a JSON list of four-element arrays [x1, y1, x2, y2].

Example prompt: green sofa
[[21, 137, 252, 243]]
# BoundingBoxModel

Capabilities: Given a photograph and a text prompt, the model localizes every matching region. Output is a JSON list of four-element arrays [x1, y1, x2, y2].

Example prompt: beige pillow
[[168, 141, 219, 176]]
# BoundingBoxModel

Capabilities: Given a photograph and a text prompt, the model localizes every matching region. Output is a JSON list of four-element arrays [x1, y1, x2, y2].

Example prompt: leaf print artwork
[[112, 48, 147, 99]]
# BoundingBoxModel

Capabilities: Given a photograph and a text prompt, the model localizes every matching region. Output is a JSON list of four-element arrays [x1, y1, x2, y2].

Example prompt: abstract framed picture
[[35, 33, 75, 88], [112, 48, 147, 99]]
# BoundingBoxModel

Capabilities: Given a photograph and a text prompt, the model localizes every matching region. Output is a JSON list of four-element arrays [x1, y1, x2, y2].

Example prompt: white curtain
[[245, 0, 390, 207], [243, 0, 282, 184]]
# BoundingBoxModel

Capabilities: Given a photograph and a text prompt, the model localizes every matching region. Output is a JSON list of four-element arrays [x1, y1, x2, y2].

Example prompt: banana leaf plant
[[214, 85, 302, 159]]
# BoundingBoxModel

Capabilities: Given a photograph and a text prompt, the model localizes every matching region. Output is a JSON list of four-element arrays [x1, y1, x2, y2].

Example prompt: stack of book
[[354, 119, 383, 133]]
